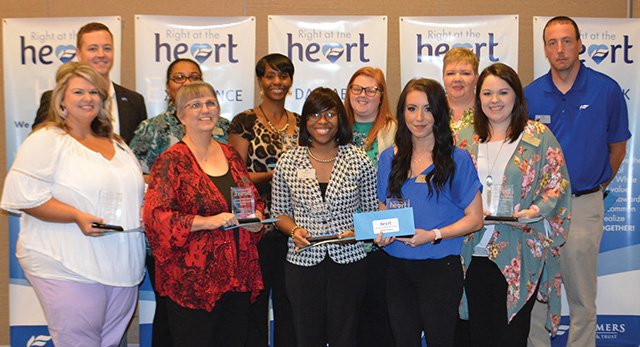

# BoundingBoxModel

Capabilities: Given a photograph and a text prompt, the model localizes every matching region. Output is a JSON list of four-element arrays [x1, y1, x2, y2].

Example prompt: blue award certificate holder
[[353, 208, 416, 241]]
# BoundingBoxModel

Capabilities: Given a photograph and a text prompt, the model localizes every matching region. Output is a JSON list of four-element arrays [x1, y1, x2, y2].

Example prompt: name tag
[[297, 168, 316, 179], [534, 114, 551, 124], [522, 133, 541, 147]]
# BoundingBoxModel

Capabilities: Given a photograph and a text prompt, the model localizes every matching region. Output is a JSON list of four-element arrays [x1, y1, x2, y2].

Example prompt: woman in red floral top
[[144, 82, 265, 346]]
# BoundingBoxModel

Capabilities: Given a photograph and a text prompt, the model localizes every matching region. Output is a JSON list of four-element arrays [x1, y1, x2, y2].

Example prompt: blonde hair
[[37, 62, 116, 140], [344, 66, 395, 151], [443, 47, 480, 74]]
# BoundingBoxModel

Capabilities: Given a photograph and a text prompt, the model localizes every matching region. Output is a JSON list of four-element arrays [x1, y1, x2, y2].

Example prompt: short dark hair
[[474, 63, 527, 143], [256, 53, 295, 79], [298, 87, 352, 146], [76, 22, 113, 49], [543, 16, 580, 44], [166, 58, 202, 85]]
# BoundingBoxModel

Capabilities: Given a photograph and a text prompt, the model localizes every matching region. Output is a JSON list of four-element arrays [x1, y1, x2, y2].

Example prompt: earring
[[259, 89, 264, 97]]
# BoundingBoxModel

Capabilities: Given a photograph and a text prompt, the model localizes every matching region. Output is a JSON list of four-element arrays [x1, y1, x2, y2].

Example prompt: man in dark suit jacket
[[32, 22, 147, 144]]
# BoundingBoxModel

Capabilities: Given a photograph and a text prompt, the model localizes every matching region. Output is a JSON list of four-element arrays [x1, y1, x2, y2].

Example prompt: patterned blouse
[[129, 103, 230, 173], [271, 144, 378, 266], [449, 107, 474, 136], [229, 109, 299, 217], [143, 141, 264, 311], [455, 120, 571, 334]]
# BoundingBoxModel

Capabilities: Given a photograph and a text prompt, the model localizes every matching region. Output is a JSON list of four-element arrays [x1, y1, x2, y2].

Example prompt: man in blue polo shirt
[[524, 16, 630, 347]]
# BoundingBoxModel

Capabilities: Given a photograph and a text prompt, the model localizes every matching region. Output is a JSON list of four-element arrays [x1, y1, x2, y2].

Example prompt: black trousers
[[246, 233, 296, 347], [357, 250, 394, 347], [286, 257, 366, 347], [147, 254, 173, 347], [462, 256, 538, 347], [386, 255, 463, 347], [166, 292, 251, 347]]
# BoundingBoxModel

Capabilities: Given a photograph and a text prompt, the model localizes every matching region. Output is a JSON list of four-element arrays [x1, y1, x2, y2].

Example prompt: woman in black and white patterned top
[[272, 87, 378, 347]]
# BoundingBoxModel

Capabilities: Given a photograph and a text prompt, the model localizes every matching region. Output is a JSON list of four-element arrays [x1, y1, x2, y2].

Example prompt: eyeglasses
[[308, 111, 337, 121], [184, 100, 218, 110], [170, 74, 203, 84], [350, 84, 381, 97]]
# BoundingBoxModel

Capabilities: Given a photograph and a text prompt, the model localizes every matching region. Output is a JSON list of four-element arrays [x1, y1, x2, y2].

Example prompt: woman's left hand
[[397, 228, 432, 247]]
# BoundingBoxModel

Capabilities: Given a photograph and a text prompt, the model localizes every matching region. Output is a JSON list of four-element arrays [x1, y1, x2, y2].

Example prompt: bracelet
[[432, 228, 442, 245], [290, 225, 303, 238]]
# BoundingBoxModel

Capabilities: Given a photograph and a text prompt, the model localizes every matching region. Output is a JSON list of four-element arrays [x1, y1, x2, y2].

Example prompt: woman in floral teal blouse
[[455, 63, 571, 346]]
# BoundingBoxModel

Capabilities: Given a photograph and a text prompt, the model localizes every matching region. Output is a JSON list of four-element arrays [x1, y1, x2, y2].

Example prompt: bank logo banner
[[268, 16, 387, 113], [399, 15, 519, 88], [135, 15, 255, 120], [533, 16, 640, 347]]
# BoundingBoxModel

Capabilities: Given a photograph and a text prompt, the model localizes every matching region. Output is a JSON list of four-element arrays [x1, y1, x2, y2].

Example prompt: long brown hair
[[344, 67, 395, 151]]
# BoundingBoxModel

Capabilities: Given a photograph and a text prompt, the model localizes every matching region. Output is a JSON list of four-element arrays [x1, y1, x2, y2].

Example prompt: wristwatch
[[432, 228, 442, 245]]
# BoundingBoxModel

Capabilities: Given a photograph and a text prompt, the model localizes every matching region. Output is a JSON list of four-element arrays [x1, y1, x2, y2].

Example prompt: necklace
[[485, 139, 506, 208], [259, 105, 290, 134], [307, 147, 336, 163]]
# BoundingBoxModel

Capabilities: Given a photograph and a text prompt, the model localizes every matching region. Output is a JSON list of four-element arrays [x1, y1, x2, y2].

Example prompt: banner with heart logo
[[399, 15, 519, 88], [268, 16, 387, 113], [2, 16, 122, 347], [533, 16, 640, 347], [135, 15, 255, 121]]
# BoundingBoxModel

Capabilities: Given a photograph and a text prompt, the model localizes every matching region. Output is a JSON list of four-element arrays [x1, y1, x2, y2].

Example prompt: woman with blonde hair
[[442, 47, 479, 135], [2, 62, 146, 346]]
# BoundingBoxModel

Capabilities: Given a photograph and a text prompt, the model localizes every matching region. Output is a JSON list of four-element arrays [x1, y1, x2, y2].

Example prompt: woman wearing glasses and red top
[[272, 88, 378, 347], [130, 59, 231, 347], [344, 67, 396, 347], [144, 82, 264, 346]]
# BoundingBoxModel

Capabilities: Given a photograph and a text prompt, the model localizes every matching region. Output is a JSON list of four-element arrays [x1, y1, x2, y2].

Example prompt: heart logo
[[190, 43, 212, 64], [322, 43, 344, 63], [588, 44, 609, 64], [55, 45, 76, 63]]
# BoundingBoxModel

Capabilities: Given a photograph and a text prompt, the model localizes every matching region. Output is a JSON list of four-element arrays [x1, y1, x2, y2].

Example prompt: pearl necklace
[[259, 105, 290, 135], [307, 147, 336, 163]]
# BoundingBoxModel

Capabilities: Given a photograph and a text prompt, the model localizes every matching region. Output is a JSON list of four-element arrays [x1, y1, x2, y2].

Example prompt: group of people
[[1, 15, 629, 347]]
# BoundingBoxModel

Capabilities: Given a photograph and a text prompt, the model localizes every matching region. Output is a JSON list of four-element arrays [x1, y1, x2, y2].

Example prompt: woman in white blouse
[[1, 62, 145, 347]]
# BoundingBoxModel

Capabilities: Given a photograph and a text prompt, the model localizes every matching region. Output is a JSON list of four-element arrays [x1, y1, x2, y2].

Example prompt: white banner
[[532, 17, 640, 346], [2, 16, 122, 346], [399, 15, 519, 87], [135, 15, 255, 120], [268, 16, 387, 113], [3, 17, 121, 162]]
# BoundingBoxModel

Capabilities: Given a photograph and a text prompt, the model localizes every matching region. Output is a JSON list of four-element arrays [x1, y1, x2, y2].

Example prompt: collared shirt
[[524, 63, 630, 192], [109, 82, 121, 135]]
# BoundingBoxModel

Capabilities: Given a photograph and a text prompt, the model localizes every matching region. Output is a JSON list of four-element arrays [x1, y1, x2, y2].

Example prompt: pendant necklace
[[485, 139, 506, 208], [259, 105, 290, 135], [308, 147, 336, 163]]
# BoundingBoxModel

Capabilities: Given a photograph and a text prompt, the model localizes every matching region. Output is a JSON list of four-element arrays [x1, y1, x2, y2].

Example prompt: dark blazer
[[33, 82, 148, 144]]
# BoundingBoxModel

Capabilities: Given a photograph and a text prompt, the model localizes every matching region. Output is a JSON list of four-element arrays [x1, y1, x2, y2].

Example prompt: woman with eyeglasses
[[130, 58, 230, 176], [144, 82, 265, 346], [344, 67, 396, 347], [375, 78, 483, 347], [271, 87, 378, 347], [228, 53, 299, 347], [130, 58, 231, 347]]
